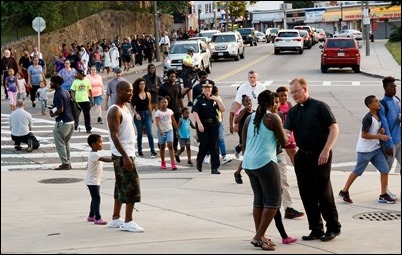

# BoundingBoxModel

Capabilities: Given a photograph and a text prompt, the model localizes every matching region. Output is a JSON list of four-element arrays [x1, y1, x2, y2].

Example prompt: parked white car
[[163, 40, 211, 74], [255, 31, 267, 43], [274, 29, 304, 54], [334, 29, 362, 41]]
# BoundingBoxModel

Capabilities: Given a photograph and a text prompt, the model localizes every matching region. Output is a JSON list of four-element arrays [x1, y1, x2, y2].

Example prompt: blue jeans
[[133, 110, 156, 153], [218, 122, 227, 156]]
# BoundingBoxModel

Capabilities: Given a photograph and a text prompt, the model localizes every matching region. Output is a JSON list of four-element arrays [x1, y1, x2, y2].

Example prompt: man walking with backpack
[[379, 76, 401, 199]]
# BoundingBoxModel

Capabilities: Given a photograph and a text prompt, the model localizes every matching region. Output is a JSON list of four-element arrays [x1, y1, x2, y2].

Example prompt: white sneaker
[[108, 218, 124, 228], [222, 155, 232, 165], [119, 221, 145, 233], [203, 155, 210, 164]]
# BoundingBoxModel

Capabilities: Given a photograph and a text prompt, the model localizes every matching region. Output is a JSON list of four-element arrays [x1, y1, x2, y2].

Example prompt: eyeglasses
[[251, 91, 256, 99]]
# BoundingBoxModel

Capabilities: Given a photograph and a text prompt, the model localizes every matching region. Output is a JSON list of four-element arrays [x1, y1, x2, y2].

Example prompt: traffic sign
[[32, 17, 46, 32]]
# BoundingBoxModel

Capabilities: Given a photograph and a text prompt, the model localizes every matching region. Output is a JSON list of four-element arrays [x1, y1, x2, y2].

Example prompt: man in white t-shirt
[[159, 31, 171, 59], [232, 70, 266, 114]]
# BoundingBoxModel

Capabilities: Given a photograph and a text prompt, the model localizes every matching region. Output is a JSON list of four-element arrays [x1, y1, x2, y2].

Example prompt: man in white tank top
[[106, 80, 144, 233]]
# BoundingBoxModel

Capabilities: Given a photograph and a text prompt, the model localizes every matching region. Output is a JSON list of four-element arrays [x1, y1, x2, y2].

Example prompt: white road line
[[323, 81, 331, 86], [352, 81, 360, 86]]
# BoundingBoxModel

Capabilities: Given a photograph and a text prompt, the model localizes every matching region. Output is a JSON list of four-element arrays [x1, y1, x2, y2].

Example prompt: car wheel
[[321, 65, 328, 73], [234, 53, 240, 61], [240, 48, 245, 59], [250, 42, 253, 47], [274, 48, 280, 55], [353, 65, 360, 73], [299, 48, 304, 54], [206, 61, 211, 74]]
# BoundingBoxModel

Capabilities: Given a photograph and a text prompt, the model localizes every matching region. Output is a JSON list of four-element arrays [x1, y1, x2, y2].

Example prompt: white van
[[208, 31, 245, 61]]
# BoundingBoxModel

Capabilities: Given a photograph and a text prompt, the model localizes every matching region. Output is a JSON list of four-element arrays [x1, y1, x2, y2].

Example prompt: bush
[[388, 24, 401, 42]]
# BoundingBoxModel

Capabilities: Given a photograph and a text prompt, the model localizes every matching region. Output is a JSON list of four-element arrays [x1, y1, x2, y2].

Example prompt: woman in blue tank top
[[242, 89, 288, 251]]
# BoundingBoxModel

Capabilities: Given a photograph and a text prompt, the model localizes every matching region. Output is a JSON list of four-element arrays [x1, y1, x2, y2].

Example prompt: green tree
[[284, 1, 312, 9], [216, 1, 257, 30]]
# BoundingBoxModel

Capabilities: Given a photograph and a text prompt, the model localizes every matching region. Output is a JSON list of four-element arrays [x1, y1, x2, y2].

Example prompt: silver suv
[[208, 31, 245, 61]]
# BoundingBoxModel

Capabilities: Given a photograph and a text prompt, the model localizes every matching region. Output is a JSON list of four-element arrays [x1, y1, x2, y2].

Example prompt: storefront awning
[[323, 5, 401, 22]]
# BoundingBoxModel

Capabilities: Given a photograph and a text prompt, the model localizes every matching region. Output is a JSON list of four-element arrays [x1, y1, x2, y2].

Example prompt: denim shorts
[[353, 148, 390, 176], [157, 129, 174, 144], [179, 138, 191, 147], [93, 95, 103, 106]]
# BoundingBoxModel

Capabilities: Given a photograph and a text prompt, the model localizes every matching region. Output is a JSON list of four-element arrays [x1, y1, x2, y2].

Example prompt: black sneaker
[[378, 193, 396, 204], [175, 153, 181, 163], [136, 152, 144, 157], [284, 207, 305, 219], [32, 102, 36, 108], [97, 117, 103, 123], [27, 139, 33, 152], [211, 169, 221, 174], [14, 145, 22, 151], [196, 161, 202, 172], [187, 161, 194, 166], [339, 190, 353, 204], [150, 151, 158, 158], [187, 101, 193, 107], [234, 172, 243, 184]]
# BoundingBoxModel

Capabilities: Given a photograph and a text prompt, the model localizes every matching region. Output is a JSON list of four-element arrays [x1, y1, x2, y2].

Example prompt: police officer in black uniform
[[192, 80, 226, 174]]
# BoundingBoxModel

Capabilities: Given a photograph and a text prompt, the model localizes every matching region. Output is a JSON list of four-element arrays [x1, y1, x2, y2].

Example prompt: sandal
[[250, 239, 276, 251]]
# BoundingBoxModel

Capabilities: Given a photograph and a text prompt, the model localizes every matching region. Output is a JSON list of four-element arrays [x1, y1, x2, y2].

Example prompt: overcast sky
[[247, 1, 283, 11]]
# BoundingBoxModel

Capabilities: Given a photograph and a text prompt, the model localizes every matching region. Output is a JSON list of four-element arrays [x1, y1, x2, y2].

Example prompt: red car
[[319, 38, 360, 73]]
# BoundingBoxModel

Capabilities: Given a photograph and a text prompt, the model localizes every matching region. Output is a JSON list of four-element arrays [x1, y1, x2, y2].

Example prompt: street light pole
[[225, 1, 229, 32], [198, 8, 202, 32], [153, 1, 160, 62]]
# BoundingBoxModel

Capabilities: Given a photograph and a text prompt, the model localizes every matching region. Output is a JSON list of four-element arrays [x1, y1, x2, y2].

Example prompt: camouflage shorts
[[112, 154, 141, 204]]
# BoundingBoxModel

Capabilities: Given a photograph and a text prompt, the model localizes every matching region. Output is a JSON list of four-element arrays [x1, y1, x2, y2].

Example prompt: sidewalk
[[1, 168, 400, 254], [359, 39, 401, 80]]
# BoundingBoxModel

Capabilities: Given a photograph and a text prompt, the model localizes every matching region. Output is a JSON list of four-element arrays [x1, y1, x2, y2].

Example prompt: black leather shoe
[[320, 231, 340, 241], [302, 231, 324, 241], [211, 169, 221, 174], [196, 162, 202, 172]]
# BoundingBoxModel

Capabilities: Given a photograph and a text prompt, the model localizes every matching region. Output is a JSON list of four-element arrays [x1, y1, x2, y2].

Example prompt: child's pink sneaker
[[161, 161, 167, 169], [171, 163, 177, 170], [87, 216, 95, 222], [282, 236, 297, 244], [94, 218, 108, 225]]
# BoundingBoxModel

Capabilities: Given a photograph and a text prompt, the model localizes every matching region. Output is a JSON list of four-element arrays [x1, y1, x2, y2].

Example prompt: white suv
[[209, 31, 245, 61], [274, 29, 304, 55], [163, 40, 211, 75]]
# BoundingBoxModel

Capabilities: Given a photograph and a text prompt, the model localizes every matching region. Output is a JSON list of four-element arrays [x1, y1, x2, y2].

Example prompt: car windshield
[[211, 35, 236, 43], [278, 32, 299, 37], [170, 44, 199, 54], [271, 28, 279, 33], [327, 39, 355, 48], [200, 31, 218, 39], [238, 29, 252, 35]]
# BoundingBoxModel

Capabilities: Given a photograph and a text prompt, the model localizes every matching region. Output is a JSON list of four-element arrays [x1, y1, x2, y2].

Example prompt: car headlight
[[164, 58, 172, 66], [209, 43, 215, 50], [227, 43, 236, 49]]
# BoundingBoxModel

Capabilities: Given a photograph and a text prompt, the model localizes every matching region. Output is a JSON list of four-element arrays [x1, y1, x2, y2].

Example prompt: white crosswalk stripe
[[1, 114, 202, 171]]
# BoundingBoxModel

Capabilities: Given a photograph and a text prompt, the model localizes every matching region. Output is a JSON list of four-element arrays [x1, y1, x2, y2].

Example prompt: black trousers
[[77, 101, 92, 132], [196, 123, 220, 170], [294, 150, 341, 234]]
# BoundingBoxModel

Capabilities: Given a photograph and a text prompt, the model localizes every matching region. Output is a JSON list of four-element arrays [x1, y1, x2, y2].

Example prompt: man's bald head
[[16, 99, 25, 108], [116, 80, 131, 92]]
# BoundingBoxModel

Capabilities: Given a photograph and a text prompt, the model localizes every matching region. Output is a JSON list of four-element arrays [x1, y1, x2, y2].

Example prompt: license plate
[[218, 53, 223, 56], [285, 39, 291, 42], [176, 66, 182, 70], [338, 52, 345, 56]]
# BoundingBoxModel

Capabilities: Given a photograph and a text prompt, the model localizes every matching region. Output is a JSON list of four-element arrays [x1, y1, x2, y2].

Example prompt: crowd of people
[[3, 37, 400, 250]]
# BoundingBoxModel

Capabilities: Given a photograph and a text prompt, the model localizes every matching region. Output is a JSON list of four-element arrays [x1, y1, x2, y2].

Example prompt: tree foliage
[[216, 1, 257, 30]]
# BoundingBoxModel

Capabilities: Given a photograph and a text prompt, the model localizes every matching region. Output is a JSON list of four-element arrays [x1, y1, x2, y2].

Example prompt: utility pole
[[364, 0, 370, 56], [225, 1, 229, 32], [213, 1, 217, 29], [153, 1, 161, 62]]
